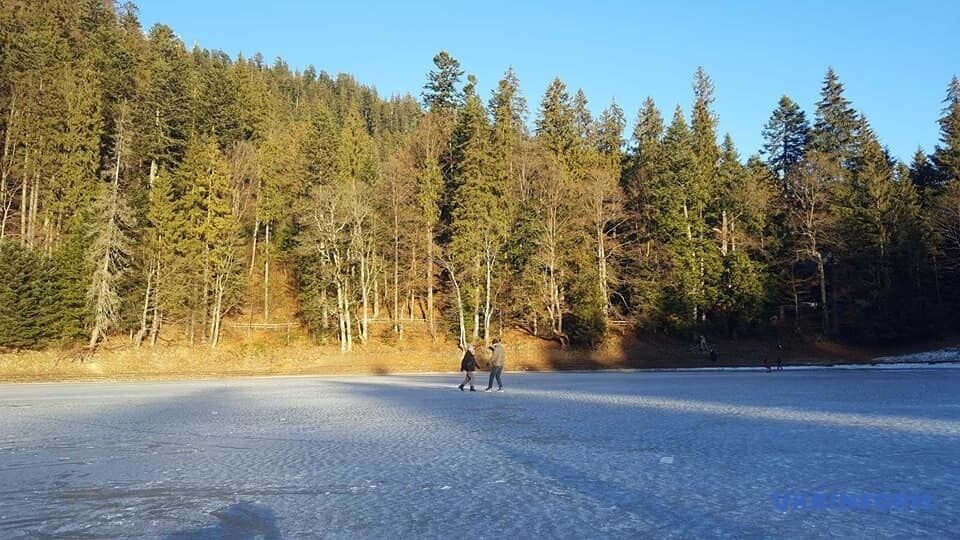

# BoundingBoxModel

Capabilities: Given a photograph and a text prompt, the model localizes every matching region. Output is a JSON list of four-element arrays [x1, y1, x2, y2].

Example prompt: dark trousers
[[487, 366, 503, 389]]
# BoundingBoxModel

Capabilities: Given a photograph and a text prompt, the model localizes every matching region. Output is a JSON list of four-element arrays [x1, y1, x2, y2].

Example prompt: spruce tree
[[595, 100, 625, 157], [811, 67, 858, 167], [909, 147, 939, 192], [86, 179, 134, 348], [0, 243, 57, 349], [623, 97, 663, 208], [651, 106, 704, 327], [421, 51, 463, 115], [535, 78, 576, 160], [762, 95, 810, 180], [448, 89, 495, 343], [690, 68, 723, 324], [573, 89, 593, 146], [302, 102, 340, 188], [933, 76, 960, 184]]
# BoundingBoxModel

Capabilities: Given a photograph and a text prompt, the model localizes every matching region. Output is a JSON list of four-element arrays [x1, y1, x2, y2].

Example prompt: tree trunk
[[343, 278, 353, 351], [134, 266, 153, 347], [0, 97, 16, 242], [250, 219, 259, 276], [149, 252, 162, 347], [149, 308, 161, 348], [597, 222, 609, 318], [336, 282, 347, 351], [27, 171, 39, 247], [483, 247, 493, 346], [445, 262, 467, 350], [210, 274, 225, 348], [472, 275, 481, 342], [816, 253, 829, 334], [721, 210, 728, 256], [426, 226, 435, 340], [373, 272, 381, 319], [263, 222, 270, 321], [321, 289, 329, 331], [19, 149, 27, 246], [360, 245, 369, 344], [394, 206, 401, 336], [201, 247, 209, 345]]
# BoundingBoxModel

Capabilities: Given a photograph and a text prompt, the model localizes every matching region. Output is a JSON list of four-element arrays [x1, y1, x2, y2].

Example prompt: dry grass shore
[[0, 332, 617, 383], [3, 329, 956, 383]]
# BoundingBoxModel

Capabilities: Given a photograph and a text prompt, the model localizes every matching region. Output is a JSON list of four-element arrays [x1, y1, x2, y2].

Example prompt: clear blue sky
[[136, 0, 959, 162]]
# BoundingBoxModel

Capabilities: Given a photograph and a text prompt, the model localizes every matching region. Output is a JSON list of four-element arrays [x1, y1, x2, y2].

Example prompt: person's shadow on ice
[[164, 502, 282, 539]]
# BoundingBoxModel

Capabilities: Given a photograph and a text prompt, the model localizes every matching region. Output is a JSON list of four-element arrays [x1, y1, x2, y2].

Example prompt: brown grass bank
[[2, 330, 956, 383]]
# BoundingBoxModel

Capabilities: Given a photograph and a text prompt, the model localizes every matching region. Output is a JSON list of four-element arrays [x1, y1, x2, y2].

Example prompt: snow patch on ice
[[873, 347, 960, 365]]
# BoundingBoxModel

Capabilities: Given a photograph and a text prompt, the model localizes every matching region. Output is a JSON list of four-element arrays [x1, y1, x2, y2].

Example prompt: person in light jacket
[[484, 338, 505, 392]]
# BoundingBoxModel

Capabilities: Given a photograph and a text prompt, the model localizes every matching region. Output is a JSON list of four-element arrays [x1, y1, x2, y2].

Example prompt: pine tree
[[572, 89, 593, 146], [86, 172, 134, 348], [811, 67, 858, 167], [836, 129, 898, 336], [173, 135, 241, 346], [485, 68, 525, 342], [448, 89, 494, 344], [0, 242, 57, 349], [138, 24, 192, 170], [933, 75, 960, 184], [650, 106, 704, 327], [909, 147, 939, 193], [762, 95, 810, 180], [535, 78, 575, 160], [421, 51, 463, 115], [595, 100, 625, 157], [690, 68, 724, 325], [583, 101, 625, 323], [623, 97, 663, 209]]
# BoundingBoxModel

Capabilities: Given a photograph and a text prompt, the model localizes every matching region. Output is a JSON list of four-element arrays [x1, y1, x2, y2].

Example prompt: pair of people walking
[[458, 338, 505, 392]]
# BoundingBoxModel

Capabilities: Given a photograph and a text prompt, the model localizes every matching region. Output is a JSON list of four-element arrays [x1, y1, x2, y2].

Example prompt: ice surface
[[1, 369, 959, 538]]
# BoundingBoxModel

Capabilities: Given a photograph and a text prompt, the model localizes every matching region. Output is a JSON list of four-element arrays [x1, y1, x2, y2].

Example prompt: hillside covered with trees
[[2, 0, 960, 354]]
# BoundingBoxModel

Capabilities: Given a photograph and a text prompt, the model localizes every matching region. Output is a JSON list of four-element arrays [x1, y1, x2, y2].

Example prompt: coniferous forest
[[2, 1, 960, 354]]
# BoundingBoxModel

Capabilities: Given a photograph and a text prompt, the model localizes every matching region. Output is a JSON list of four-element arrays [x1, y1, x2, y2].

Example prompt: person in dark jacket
[[458, 345, 478, 391]]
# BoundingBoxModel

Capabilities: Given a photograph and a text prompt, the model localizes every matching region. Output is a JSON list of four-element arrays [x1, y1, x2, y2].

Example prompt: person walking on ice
[[485, 338, 506, 392], [458, 345, 479, 392]]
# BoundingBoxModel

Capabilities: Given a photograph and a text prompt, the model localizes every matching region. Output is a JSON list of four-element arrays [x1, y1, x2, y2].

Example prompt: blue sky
[[136, 0, 959, 162]]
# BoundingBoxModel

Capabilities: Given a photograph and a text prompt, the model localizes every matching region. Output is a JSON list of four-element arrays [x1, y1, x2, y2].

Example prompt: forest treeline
[[1, 1, 959, 352]]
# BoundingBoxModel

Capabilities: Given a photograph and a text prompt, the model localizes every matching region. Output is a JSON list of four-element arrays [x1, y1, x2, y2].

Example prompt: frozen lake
[[2, 369, 959, 538]]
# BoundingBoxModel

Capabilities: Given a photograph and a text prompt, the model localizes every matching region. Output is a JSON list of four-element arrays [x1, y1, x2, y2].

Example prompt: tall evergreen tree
[[623, 97, 663, 208], [933, 75, 960, 184], [421, 51, 463, 115], [762, 95, 810, 180], [909, 147, 939, 192], [535, 78, 575, 160], [811, 67, 858, 167]]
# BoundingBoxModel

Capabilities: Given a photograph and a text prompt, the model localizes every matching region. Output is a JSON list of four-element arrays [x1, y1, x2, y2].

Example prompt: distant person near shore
[[485, 338, 505, 392], [458, 345, 478, 392], [776, 343, 784, 371]]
